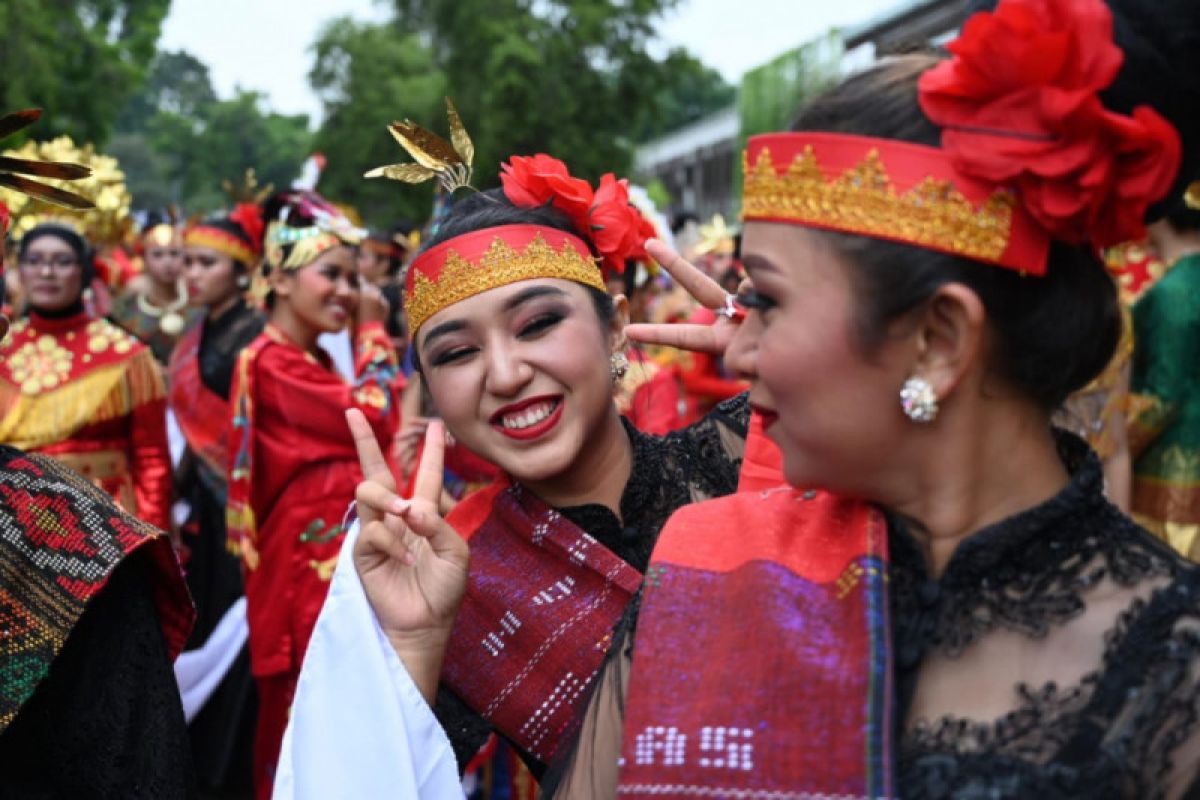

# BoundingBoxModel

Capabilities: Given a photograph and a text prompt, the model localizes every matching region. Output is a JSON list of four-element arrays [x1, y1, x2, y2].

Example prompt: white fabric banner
[[273, 522, 462, 799]]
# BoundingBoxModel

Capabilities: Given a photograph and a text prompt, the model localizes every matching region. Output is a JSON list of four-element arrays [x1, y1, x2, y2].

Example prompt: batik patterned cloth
[[442, 478, 645, 764], [618, 488, 894, 799], [0, 446, 192, 732], [1130, 253, 1200, 557]]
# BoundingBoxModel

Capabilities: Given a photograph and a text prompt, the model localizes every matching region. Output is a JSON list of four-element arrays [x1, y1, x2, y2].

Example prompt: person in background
[[225, 190, 399, 798], [169, 203, 267, 795], [1130, 193, 1200, 555], [0, 222, 172, 531], [0, 107, 195, 799], [110, 212, 194, 364]]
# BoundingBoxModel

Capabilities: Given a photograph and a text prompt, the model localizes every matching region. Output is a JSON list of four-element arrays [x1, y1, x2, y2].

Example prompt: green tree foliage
[[0, 0, 171, 143], [115, 52, 312, 214], [305, 0, 732, 224], [309, 18, 445, 227]]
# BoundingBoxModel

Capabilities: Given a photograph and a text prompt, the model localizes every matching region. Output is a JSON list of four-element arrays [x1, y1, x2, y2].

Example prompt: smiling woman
[[221, 190, 400, 799], [277, 157, 751, 798]]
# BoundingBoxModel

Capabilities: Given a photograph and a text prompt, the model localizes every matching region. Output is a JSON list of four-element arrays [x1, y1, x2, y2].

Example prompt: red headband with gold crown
[[403, 154, 655, 332], [183, 203, 264, 266], [742, 0, 1181, 276]]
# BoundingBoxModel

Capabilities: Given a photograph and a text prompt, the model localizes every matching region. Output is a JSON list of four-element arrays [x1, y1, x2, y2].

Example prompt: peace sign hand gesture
[[347, 409, 469, 703], [625, 239, 745, 355]]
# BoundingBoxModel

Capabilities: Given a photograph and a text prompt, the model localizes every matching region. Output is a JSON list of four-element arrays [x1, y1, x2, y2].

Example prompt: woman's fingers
[[412, 419, 446, 509], [624, 322, 723, 353], [356, 478, 410, 520], [646, 239, 726, 309], [347, 408, 395, 490]]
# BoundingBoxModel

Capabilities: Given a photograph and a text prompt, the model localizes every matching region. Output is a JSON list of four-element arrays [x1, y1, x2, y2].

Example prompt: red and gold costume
[[615, 347, 683, 434], [0, 311, 172, 529], [227, 315, 398, 792]]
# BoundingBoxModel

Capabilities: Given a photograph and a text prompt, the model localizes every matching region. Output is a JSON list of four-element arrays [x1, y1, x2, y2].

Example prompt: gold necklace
[[136, 279, 190, 336]]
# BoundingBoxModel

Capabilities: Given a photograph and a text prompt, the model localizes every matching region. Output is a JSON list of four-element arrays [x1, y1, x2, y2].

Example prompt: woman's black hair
[[18, 222, 95, 288], [788, 55, 1121, 411], [406, 189, 616, 371]]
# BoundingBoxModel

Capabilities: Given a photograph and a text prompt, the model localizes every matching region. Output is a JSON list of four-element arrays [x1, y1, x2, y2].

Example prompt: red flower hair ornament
[[918, 0, 1181, 248], [228, 202, 265, 255], [500, 154, 655, 275]]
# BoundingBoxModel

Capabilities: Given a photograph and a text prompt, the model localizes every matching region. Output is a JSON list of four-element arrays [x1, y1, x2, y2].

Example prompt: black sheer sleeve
[[0, 552, 195, 799]]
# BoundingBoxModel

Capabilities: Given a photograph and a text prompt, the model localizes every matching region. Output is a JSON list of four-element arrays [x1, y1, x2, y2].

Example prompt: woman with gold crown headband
[[276, 112, 751, 792], [284, 1, 1200, 798], [166, 202, 265, 796], [110, 211, 195, 364], [223, 189, 400, 798]]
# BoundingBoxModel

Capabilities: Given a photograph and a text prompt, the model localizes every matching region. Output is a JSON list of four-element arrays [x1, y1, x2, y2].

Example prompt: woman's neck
[[206, 292, 241, 322], [269, 305, 321, 357], [882, 398, 1068, 579], [144, 278, 180, 308], [30, 300, 85, 321], [523, 405, 633, 519]]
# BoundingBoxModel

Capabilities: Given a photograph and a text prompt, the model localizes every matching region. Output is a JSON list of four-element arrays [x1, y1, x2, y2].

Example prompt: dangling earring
[[236, 274, 250, 289], [610, 352, 629, 382], [900, 376, 939, 423]]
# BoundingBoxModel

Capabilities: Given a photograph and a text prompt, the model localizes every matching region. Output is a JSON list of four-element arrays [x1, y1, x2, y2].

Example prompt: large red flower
[[918, 0, 1180, 247], [501, 154, 594, 228], [588, 174, 647, 274], [229, 202, 265, 254], [500, 155, 653, 276]]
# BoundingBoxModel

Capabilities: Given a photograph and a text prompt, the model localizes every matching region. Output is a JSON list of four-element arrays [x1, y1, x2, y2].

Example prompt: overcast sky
[[159, 0, 890, 124]]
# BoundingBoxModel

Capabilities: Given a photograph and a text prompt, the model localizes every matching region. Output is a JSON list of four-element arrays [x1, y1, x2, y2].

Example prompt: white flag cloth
[[273, 522, 463, 800]]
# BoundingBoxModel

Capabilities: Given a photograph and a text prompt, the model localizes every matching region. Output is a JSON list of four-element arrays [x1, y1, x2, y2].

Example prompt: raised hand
[[347, 408, 469, 702], [625, 238, 743, 355]]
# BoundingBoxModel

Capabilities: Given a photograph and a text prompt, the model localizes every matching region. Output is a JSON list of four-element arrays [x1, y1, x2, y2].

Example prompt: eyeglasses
[[18, 255, 79, 272]]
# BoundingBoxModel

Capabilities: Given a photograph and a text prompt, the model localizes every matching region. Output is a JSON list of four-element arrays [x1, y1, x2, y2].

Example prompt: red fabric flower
[[500, 155, 654, 275], [501, 154, 594, 227], [918, 0, 1180, 247], [588, 174, 647, 274], [229, 202, 265, 255]]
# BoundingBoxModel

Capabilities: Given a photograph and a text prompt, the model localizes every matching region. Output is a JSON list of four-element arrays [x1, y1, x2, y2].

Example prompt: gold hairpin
[[365, 97, 475, 194]]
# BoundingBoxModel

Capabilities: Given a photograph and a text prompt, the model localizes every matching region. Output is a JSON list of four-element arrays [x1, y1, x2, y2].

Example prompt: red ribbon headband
[[742, 132, 1050, 275], [404, 224, 603, 332], [184, 224, 258, 267]]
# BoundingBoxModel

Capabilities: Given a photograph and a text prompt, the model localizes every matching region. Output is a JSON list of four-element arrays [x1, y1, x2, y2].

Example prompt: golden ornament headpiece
[[1, 123, 128, 245], [1185, 180, 1200, 212], [742, 133, 1048, 275], [365, 97, 475, 194], [694, 214, 736, 257], [405, 224, 603, 333]]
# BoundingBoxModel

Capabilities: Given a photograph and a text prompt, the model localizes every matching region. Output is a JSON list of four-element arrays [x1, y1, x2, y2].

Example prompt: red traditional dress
[[0, 310, 172, 529], [675, 306, 748, 426], [615, 347, 684, 434], [226, 320, 399, 795]]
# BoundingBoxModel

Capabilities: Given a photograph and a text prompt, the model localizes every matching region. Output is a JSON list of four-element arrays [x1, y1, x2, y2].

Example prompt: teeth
[[501, 400, 557, 430]]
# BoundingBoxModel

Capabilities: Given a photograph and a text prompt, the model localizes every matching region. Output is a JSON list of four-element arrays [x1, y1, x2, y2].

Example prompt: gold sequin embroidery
[[7, 335, 74, 394], [742, 147, 1016, 263], [406, 233, 605, 332]]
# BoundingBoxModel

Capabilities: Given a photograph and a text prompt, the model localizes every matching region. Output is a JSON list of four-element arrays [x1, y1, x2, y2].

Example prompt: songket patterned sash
[[167, 324, 231, 476], [618, 488, 895, 799], [0, 447, 194, 732], [442, 479, 644, 763]]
